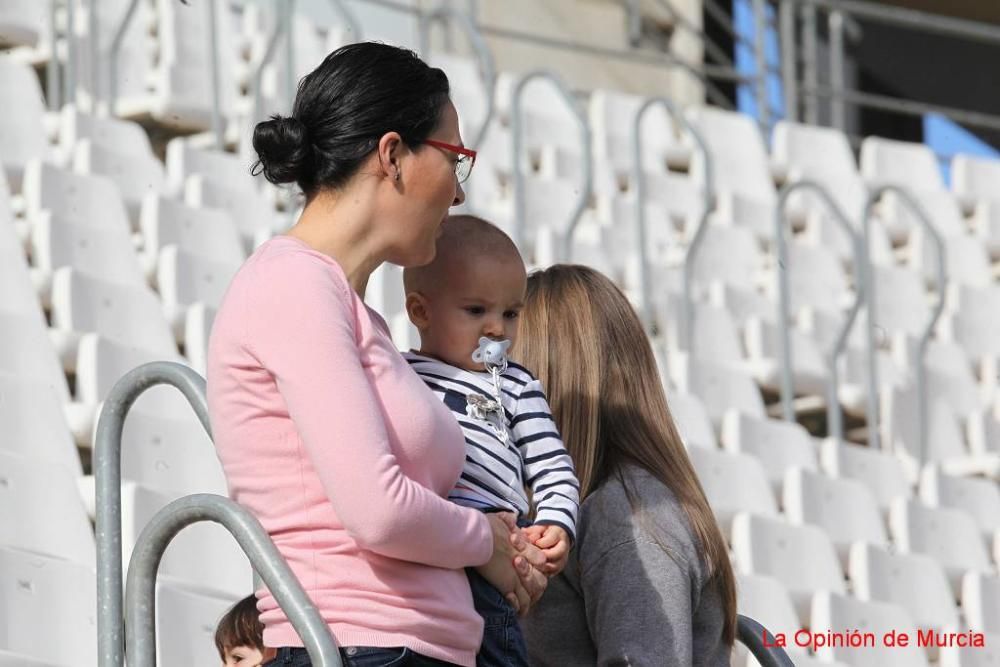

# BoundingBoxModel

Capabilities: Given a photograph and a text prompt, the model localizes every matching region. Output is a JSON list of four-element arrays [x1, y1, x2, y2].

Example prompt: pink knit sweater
[[207, 236, 493, 665]]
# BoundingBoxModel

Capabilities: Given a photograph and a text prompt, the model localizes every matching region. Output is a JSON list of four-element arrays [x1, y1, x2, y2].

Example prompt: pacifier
[[472, 337, 511, 372]]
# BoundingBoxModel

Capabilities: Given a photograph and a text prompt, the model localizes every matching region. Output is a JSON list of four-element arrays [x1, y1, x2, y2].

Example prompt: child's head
[[403, 215, 526, 371], [215, 594, 270, 667]]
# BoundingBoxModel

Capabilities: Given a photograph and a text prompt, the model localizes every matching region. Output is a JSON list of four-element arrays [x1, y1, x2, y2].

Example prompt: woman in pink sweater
[[207, 43, 545, 667]]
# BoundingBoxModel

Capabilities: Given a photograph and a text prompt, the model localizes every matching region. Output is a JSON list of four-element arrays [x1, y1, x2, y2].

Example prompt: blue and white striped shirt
[[403, 352, 579, 542]]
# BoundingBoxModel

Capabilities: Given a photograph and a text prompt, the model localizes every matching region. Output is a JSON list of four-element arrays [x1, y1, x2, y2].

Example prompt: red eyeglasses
[[424, 139, 477, 183]]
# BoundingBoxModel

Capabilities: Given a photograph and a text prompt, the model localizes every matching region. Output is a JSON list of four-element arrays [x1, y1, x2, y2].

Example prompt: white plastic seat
[[961, 571, 1000, 634], [73, 138, 166, 221], [156, 582, 241, 666], [850, 542, 959, 635], [895, 336, 984, 420], [882, 188, 965, 245], [731, 512, 846, 624], [165, 138, 255, 196], [674, 356, 766, 426], [889, 498, 993, 595], [666, 391, 718, 450], [939, 632, 1000, 667], [0, 547, 97, 665], [688, 447, 778, 537], [820, 439, 912, 518], [0, 313, 70, 403], [139, 194, 246, 268], [769, 241, 851, 318], [0, 59, 49, 190], [0, 451, 95, 565], [969, 198, 1000, 260], [686, 224, 763, 295], [734, 573, 817, 667], [861, 136, 944, 192], [0, 650, 60, 666], [950, 285, 1000, 362], [0, 1, 47, 49], [810, 592, 928, 667], [784, 468, 887, 566], [496, 72, 585, 155], [122, 481, 252, 598], [183, 302, 216, 376], [744, 318, 829, 397], [30, 216, 147, 299], [0, 375, 81, 474], [772, 121, 859, 181], [0, 245, 45, 326], [920, 466, 1000, 539], [59, 105, 153, 158], [185, 174, 284, 249], [157, 245, 239, 340], [51, 267, 177, 359], [872, 265, 932, 339], [687, 107, 775, 242], [952, 153, 1000, 205], [721, 412, 818, 492], [429, 54, 489, 143], [662, 300, 746, 371], [118, 407, 226, 497], [22, 160, 131, 233], [74, 0, 153, 114], [909, 229, 993, 289]]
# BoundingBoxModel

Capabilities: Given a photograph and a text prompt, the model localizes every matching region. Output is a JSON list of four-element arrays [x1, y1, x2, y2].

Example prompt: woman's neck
[[286, 188, 384, 298]]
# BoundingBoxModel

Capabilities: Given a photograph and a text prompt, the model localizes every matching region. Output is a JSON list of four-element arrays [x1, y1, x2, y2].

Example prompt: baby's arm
[[512, 376, 580, 573]]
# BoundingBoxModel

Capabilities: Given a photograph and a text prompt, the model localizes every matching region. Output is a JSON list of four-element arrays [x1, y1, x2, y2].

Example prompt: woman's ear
[[405, 292, 431, 331], [377, 131, 404, 182]]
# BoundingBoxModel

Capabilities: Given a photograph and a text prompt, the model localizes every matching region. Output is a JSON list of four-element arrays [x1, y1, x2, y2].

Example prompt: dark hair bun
[[252, 115, 313, 185]]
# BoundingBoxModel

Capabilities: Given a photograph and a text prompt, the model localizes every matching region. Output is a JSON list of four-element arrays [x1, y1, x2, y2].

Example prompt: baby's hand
[[527, 524, 571, 576]]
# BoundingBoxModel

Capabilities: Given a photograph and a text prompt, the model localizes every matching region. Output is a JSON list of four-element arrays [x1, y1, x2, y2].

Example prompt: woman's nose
[[453, 179, 466, 206]]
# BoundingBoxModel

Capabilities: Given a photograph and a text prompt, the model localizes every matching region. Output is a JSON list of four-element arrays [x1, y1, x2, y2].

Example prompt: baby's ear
[[405, 292, 431, 330]]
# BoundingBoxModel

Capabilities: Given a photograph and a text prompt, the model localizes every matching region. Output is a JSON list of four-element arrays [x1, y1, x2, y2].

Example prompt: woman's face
[[388, 100, 467, 267]]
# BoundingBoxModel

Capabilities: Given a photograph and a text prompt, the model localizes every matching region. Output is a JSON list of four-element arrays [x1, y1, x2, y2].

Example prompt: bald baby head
[[403, 215, 524, 296]]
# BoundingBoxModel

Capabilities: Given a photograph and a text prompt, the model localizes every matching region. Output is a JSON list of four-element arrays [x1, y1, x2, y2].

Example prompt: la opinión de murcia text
[[763, 629, 987, 652]]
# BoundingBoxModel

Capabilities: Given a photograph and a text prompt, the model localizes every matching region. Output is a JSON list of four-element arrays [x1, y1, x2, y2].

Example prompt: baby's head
[[404, 215, 526, 372], [214, 595, 273, 667]]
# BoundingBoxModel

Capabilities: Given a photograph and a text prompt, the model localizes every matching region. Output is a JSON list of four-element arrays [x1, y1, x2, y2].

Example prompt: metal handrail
[[418, 6, 497, 150], [95, 361, 212, 667], [252, 1, 293, 125], [630, 97, 715, 339], [46, 0, 59, 110], [88, 0, 100, 113], [65, 0, 77, 108], [773, 182, 864, 445], [737, 615, 796, 667], [206, 0, 224, 149], [861, 187, 946, 461], [510, 70, 593, 260], [108, 0, 141, 116], [125, 494, 341, 666]]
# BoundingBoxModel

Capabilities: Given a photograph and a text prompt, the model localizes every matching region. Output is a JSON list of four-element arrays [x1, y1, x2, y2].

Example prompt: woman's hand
[[476, 513, 547, 615]]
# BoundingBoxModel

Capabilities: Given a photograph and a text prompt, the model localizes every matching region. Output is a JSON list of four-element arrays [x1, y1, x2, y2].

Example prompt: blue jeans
[[265, 646, 460, 666], [465, 568, 530, 667]]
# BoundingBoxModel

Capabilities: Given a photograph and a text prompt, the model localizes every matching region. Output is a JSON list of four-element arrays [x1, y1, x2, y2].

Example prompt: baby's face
[[416, 254, 527, 371], [222, 645, 264, 667]]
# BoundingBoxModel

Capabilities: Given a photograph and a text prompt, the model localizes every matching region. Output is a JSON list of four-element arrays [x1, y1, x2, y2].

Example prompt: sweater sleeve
[[245, 251, 492, 569], [580, 538, 696, 666], [513, 379, 580, 542]]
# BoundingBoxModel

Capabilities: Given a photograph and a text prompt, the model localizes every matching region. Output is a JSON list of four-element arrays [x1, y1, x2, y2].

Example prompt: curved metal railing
[[125, 494, 341, 666], [737, 615, 797, 667], [861, 186, 947, 462], [630, 97, 716, 341], [773, 181, 865, 445], [107, 0, 141, 116], [418, 6, 497, 151], [510, 70, 593, 260]]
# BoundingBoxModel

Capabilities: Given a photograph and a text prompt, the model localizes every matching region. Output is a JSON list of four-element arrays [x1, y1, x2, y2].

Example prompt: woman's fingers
[[505, 592, 522, 614], [515, 555, 548, 603], [511, 581, 532, 615], [514, 538, 548, 568]]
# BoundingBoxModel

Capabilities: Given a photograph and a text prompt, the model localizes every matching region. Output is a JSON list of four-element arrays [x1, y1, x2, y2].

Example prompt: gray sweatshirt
[[522, 463, 731, 666]]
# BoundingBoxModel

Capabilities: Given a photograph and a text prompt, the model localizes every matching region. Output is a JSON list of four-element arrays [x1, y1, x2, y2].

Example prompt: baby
[[214, 595, 276, 667], [402, 214, 580, 667]]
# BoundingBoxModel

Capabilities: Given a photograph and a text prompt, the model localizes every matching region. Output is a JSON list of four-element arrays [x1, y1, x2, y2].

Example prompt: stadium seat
[[185, 174, 284, 250], [0, 245, 46, 325], [722, 412, 819, 492], [889, 498, 994, 596], [0, 650, 60, 666], [769, 241, 852, 319], [165, 138, 256, 197], [688, 447, 778, 537], [961, 571, 1000, 635], [733, 573, 821, 667], [182, 302, 216, 376], [0, 313, 71, 403], [0, 547, 97, 665], [59, 105, 154, 159], [74, 0, 153, 114], [949, 284, 1000, 363], [920, 465, 1000, 540], [674, 356, 766, 426], [0, 0, 47, 49], [121, 481, 253, 598], [952, 153, 1000, 205], [968, 198, 1000, 260], [50, 268, 178, 362], [784, 468, 888, 566], [895, 337, 986, 420], [939, 633, 1000, 667], [666, 390, 718, 449], [156, 581, 241, 666], [0, 375, 82, 475], [0, 451, 95, 565], [744, 317, 829, 397], [684, 224, 763, 295], [871, 265, 932, 340], [849, 543, 959, 637], [881, 188, 966, 245], [810, 591, 928, 667], [731, 512, 845, 624], [819, 439, 912, 518], [73, 138, 167, 221], [0, 59, 50, 190], [156, 245, 240, 339], [860, 136, 944, 193], [772, 121, 859, 183], [22, 160, 132, 233], [909, 228, 993, 289], [139, 194, 246, 270]]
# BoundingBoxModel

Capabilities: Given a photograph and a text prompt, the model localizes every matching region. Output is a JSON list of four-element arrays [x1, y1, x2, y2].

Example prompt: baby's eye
[[504, 310, 520, 319], [464, 306, 486, 316]]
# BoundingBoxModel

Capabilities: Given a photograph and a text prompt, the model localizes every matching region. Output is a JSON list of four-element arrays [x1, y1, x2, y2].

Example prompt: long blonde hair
[[515, 264, 736, 645]]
